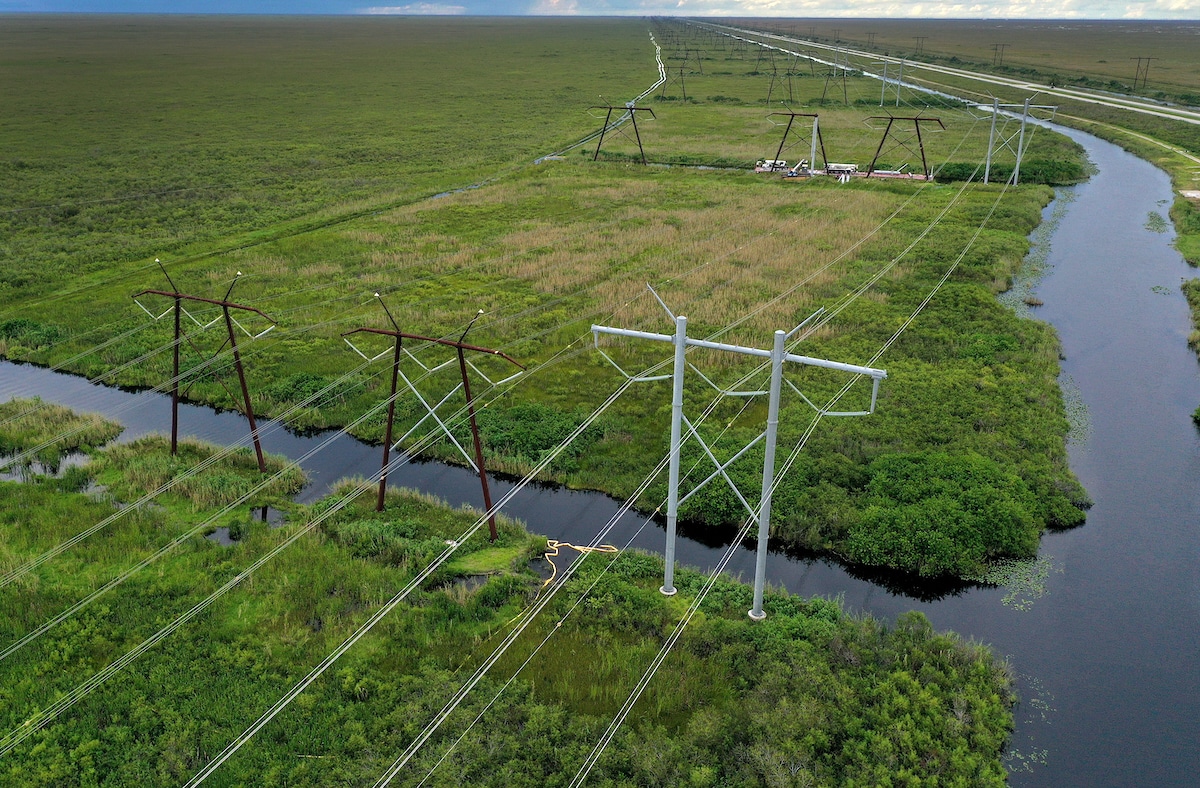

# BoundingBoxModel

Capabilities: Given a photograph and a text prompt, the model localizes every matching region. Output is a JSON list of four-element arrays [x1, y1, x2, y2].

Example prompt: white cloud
[[529, 0, 581, 12], [359, 3, 467, 12]]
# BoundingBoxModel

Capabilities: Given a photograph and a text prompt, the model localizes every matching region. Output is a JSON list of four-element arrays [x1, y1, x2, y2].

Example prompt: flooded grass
[[0, 397, 121, 471]]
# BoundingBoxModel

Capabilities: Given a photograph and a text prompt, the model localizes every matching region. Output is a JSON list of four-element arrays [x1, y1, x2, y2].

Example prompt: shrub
[[478, 402, 603, 473], [843, 452, 1040, 577], [0, 318, 66, 350]]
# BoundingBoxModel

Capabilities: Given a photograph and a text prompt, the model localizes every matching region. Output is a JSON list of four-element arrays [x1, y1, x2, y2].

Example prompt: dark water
[[2, 124, 1198, 785]]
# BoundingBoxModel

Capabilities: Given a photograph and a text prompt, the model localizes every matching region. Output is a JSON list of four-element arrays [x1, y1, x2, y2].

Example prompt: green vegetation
[[0, 397, 122, 471], [1174, 197, 1200, 267], [0, 319, 67, 354], [0, 16, 1088, 581], [0, 418, 1016, 785], [0, 16, 654, 297], [727, 17, 1200, 440], [1186, 279, 1200, 427], [729, 19, 1200, 270], [736, 19, 1200, 106], [94, 435, 306, 512]]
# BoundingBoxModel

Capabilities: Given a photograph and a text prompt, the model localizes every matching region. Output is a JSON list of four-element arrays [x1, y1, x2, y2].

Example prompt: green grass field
[[0, 15, 1094, 579], [0, 15, 653, 293]]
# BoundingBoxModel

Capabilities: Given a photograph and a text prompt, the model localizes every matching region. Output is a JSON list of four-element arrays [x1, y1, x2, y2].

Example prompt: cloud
[[529, 0, 581, 13], [359, 3, 466, 12]]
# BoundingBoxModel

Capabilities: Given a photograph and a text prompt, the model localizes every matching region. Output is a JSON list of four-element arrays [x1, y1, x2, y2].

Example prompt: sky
[[1, 0, 1196, 18]]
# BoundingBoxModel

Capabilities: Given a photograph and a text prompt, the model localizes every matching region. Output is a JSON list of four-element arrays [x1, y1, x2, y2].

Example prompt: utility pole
[[344, 307, 523, 540], [867, 31, 877, 47], [590, 104, 656, 165], [592, 292, 886, 616], [134, 269, 275, 471], [992, 43, 1009, 67], [1012, 99, 1031, 186], [913, 36, 926, 55], [876, 59, 904, 107]]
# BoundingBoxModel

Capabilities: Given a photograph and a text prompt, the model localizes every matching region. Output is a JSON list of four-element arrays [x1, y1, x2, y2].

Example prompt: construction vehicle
[[754, 159, 789, 172]]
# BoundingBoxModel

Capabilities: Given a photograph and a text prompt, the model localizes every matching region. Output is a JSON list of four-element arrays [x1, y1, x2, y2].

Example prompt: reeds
[[98, 435, 305, 511]]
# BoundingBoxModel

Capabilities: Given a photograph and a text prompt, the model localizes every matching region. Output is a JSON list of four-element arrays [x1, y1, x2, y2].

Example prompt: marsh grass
[[95, 435, 305, 511], [0, 394, 1015, 786], [0, 16, 654, 298], [0, 18, 1089, 577], [0, 473, 1017, 785], [0, 397, 121, 470]]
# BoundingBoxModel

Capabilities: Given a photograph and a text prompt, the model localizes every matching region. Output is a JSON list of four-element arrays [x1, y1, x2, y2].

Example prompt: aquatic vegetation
[[972, 555, 1063, 612], [95, 435, 305, 511], [0, 397, 121, 471]]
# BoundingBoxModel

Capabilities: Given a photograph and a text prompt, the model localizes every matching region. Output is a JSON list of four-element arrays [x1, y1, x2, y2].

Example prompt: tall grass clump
[[0, 397, 121, 470], [96, 435, 305, 510]]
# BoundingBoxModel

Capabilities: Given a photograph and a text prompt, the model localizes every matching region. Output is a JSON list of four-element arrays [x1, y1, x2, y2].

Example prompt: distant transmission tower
[[1131, 56, 1157, 90]]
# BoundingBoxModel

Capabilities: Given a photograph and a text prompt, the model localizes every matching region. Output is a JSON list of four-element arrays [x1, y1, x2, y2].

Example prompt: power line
[[180, 374, 639, 786]]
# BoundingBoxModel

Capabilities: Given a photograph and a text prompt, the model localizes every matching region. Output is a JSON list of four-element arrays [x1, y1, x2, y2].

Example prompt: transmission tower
[[660, 66, 687, 100], [982, 97, 1058, 184], [1131, 56, 1157, 90], [865, 115, 945, 180], [592, 291, 886, 618], [343, 304, 523, 540], [876, 59, 905, 107], [752, 46, 774, 74], [133, 266, 275, 471], [764, 62, 793, 105], [821, 55, 849, 106], [590, 104, 656, 165], [768, 112, 827, 173]]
